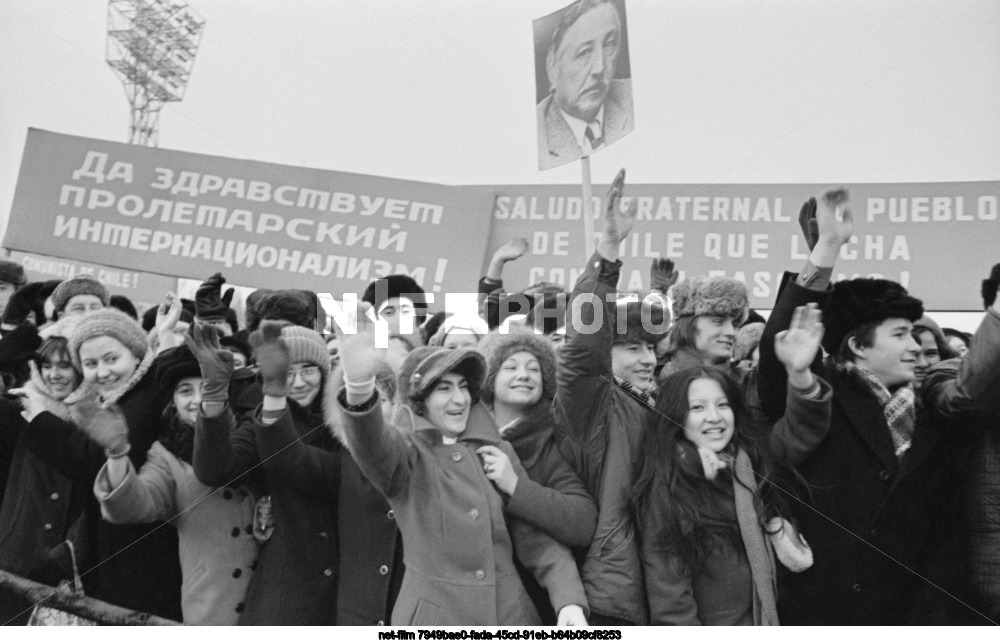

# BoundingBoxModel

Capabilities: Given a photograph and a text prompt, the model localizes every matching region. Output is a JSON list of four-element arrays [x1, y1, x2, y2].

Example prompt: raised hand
[[650, 258, 678, 293], [183, 323, 234, 402], [332, 299, 387, 385], [155, 292, 184, 352], [72, 397, 130, 455], [602, 168, 637, 246], [815, 188, 853, 248], [493, 237, 529, 264], [250, 321, 291, 398], [775, 303, 824, 384], [476, 445, 518, 496], [982, 262, 1000, 310]]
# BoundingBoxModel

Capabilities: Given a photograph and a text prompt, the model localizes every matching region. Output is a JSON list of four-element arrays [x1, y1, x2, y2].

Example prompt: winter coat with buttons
[[338, 392, 589, 626], [94, 407, 259, 626], [193, 397, 340, 625]]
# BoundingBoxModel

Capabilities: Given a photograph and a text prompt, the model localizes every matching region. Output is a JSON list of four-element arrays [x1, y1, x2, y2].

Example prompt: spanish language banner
[[4, 129, 496, 298], [481, 181, 998, 310]]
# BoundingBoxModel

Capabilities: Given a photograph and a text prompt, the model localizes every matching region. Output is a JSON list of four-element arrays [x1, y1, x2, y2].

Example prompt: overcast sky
[[1, 0, 997, 323]]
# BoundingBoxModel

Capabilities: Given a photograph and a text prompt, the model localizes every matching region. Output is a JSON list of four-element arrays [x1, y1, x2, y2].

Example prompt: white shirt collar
[[559, 104, 605, 153]]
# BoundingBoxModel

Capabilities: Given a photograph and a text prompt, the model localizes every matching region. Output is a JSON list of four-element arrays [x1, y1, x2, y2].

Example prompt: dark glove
[[0, 321, 41, 372], [983, 262, 1000, 309], [183, 324, 234, 402], [798, 197, 819, 252], [650, 258, 678, 292], [250, 321, 290, 397], [195, 272, 230, 320]]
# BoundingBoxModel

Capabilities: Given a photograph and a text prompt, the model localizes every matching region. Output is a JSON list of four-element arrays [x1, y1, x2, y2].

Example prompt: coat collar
[[828, 365, 900, 472], [401, 402, 502, 447]]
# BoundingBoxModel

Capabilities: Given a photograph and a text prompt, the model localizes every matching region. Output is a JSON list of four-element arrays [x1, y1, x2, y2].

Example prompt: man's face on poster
[[547, 3, 621, 123]]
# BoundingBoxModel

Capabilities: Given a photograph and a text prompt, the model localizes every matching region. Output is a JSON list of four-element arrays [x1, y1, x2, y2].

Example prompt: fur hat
[[362, 275, 428, 316], [671, 275, 748, 324], [0, 259, 26, 287], [2, 280, 61, 327], [155, 345, 202, 396], [479, 330, 557, 406], [397, 346, 486, 407], [245, 289, 316, 333], [733, 322, 765, 362], [276, 325, 330, 381], [51, 276, 110, 314], [109, 295, 138, 321], [220, 333, 252, 363], [68, 308, 149, 371], [614, 297, 671, 346], [822, 278, 924, 356]]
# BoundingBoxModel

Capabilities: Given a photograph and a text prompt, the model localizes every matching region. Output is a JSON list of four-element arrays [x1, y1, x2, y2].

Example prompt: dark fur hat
[[245, 289, 317, 333], [614, 297, 671, 346], [823, 278, 924, 356], [671, 275, 748, 324], [2, 280, 61, 327], [362, 275, 428, 316], [155, 344, 202, 396]]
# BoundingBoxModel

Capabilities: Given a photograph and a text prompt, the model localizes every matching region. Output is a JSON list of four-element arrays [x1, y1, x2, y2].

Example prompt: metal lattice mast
[[106, 0, 205, 146]]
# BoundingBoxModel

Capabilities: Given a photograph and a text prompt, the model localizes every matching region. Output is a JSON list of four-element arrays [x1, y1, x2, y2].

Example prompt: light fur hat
[[670, 275, 749, 324], [51, 276, 110, 313]]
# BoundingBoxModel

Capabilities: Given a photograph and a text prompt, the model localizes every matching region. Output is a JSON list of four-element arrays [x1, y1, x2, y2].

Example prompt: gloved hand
[[798, 197, 819, 252], [650, 258, 678, 293], [72, 396, 129, 456], [250, 321, 291, 397], [982, 262, 1000, 310], [183, 323, 234, 402]]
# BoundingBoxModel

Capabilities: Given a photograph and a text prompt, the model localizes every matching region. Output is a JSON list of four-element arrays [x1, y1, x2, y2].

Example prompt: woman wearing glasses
[[191, 322, 341, 625]]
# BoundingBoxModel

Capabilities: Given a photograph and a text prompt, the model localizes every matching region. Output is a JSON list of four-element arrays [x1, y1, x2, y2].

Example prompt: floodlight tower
[[106, 0, 205, 146]]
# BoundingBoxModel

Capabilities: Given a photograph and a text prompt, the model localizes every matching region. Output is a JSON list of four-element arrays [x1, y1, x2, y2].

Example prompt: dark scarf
[[158, 406, 195, 464], [614, 377, 654, 408]]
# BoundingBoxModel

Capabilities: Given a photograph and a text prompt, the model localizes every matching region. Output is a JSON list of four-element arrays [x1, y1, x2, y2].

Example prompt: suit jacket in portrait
[[536, 77, 633, 171]]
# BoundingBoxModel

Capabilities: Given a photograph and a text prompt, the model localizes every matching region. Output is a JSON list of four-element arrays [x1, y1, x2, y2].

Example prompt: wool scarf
[[835, 359, 915, 459], [729, 448, 779, 626]]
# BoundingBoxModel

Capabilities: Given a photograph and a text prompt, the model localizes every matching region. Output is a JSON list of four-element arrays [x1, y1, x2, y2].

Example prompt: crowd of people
[[0, 173, 997, 627]]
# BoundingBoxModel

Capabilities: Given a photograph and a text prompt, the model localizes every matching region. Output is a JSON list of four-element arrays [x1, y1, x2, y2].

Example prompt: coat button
[[44, 523, 53, 531], [451, 452, 462, 462], [474, 569, 485, 580], [231, 527, 240, 537], [319, 531, 329, 539], [869, 528, 879, 539], [324, 568, 333, 577], [851, 582, 862, 593], [878, 469, 890, 482], [379, 565, 389, 576], [232, 568, 242, 579], [249, 560, 258, 571], [469, 508, 480, 520], [245, 524, 253, 535], [235, 602, 245, 613], [223, 489, 233, 500], [387, 510, 395, 520], [50, 492, 59, 501], [377, 620, 385, 627]]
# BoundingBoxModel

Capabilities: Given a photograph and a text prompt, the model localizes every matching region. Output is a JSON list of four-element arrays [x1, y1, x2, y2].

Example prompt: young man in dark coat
[[757, 188, 1000, 625]]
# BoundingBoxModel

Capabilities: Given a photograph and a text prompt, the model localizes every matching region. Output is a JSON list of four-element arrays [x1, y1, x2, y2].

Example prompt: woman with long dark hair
[[632, 304, 830, 625]]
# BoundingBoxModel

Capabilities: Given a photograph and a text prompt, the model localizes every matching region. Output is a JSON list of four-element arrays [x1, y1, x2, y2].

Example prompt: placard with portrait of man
[[534, 0, 634, 171]]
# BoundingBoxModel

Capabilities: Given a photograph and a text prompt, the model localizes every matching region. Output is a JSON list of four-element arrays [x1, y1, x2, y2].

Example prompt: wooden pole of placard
[[580, 155, 596, 259]]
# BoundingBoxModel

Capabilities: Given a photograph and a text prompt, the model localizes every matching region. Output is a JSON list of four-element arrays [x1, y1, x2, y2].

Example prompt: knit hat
[[614, 297, 671, 346], [50, 276, 110, 314], [479, 330, 557, 406], [822, 278, 924, 356], [671, 275, 748, 325], [155, 344, 202, 396], [2, 280, 61, 327], [0, 259, 26, 287], [68, 308, 149, 371], [245, 289, 317, 333], [195, 272, 236, 325], [362, 275, 428, 317], [733, 322, 765, 363], [277, 325, 330, 380], [397, 346, 487, 406]]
